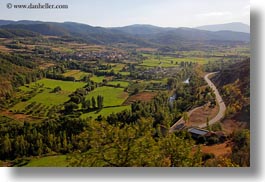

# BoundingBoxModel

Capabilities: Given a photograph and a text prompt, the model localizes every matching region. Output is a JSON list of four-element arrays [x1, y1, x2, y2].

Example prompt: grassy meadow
[[62, 70, 89, 80], [80, 105, 131, 119], [85, 86, 128, 107], [11, 78, 87, 116], [107, 81, 130, 88], [35, 78, 86, 92], [24, 155, 68, 167]]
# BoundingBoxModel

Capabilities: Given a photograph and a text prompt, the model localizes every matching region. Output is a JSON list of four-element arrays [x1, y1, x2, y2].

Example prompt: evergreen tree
[[97, 95, 104, 109], [91, 96, 96, 109]]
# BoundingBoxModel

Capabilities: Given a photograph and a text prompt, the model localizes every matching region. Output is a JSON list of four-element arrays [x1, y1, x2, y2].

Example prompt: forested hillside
[[0, 53, 46, 107], [212, 59, 250, 123]]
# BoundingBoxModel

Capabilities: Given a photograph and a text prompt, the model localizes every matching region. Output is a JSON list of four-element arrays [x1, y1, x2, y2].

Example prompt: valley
[[0, 20, 250, 167]]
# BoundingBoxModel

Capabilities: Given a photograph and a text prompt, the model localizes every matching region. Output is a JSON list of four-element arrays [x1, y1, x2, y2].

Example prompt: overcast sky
[[0, 0, 250, 27]]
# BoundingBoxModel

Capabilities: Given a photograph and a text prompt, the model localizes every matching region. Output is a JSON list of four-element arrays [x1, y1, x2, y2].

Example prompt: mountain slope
[[0, 20, 250, 46], [2, 23, 70, 36], [213, 59, 250, 95], [212, 59, 250, 123], [196, 22, 250, 33], [149, 28, 249, 43], [0, 28, 40, 38], [111, 24, 169, 35]]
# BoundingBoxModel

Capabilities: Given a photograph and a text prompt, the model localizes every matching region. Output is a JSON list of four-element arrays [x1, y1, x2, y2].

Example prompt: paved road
[[198, 72, 226, 128], [169, 72, 226, 132]]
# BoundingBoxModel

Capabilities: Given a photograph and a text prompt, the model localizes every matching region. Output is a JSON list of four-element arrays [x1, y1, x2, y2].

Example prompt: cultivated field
[[81, 105, 130, 119], [62, 70, 89, 80], [35, 79, 86, 92], [85, 86, 128, 107], [10, 78, 87, 117], [90, 76, 106, 83], [107, 81, 130, 88]]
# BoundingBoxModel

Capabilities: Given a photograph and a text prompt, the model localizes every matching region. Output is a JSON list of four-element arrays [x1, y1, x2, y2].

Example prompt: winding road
[[169, 72, 226, 133]]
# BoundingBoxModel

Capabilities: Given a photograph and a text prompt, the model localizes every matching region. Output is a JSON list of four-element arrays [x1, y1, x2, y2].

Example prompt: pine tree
[[91, 96, 96, 109], [97, 95, 104, 109], [2, 135, 12, 158]]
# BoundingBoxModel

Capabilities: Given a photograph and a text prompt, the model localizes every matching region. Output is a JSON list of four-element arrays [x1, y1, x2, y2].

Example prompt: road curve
[[169, 72, 226, 132], [198, 72, 226, 128], [169, 106, 203, 133]]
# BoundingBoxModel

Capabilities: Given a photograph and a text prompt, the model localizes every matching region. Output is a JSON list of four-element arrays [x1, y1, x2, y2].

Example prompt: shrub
[[202, 153, 215, 161], [207, 136, 219, 145]]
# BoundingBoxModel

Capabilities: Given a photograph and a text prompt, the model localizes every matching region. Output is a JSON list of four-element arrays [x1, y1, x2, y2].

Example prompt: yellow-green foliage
[[69, 119, 199, 167]]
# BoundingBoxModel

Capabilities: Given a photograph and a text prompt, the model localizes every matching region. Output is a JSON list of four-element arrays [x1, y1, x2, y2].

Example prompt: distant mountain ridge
[[0, 20, 250, 47], [195, 22, 250, 33]]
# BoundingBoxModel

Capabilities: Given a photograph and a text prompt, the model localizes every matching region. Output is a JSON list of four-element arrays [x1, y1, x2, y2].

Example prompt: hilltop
[[196, 22, 250, 33], [0, 20, 250, 47]]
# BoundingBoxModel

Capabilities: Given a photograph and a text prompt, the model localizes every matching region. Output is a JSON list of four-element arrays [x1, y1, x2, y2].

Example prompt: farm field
[[24, 155, 68, 167], [90, 76, 105, 83], [124, 91, 157, 105], [11, 78, 87, 116], [140, 54, 222, 67], [85, 86, 128, 107], [80, 105, 131, 119], [81, 86, 130, 119], [111, 64, 125, 73], [28, 89, 69, 106], [11, 89, 69, 111], [119, 71, 130, 76], [62, 70, 89, 80], [107, 80, 130, 87], [140, 58, 178, 67], [35, 79, 86, 92]]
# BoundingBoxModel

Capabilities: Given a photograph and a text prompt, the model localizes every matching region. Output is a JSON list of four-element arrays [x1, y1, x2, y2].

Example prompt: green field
[[86, 86, 128, 107], [11, 101, 29, 111], [35, 78, 86, 92], [81, 86, 130, 119], [90, 76, 105, 83], [29, 89, 69, 106], [176, 45, 250, 58], [111, 64, 125, 73], [19, 85, 32, 92], [146, 79, 166, 84], [108, 81, 129, 88], [141, 58, 181, 67], [11, 79, 87, 114], [63, 70, 89, 80], [140, 54, 219, 67], [11, 89, 69, 111], [81, 105, 131, 119], [119, 71, 130, 76], [11, 89, 68, 116], [24, 155, 68, 167]]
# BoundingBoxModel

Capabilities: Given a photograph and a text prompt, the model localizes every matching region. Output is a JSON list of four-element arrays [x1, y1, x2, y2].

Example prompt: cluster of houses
[[141, 67, 180, 80], [57, 50, 130, 63]]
